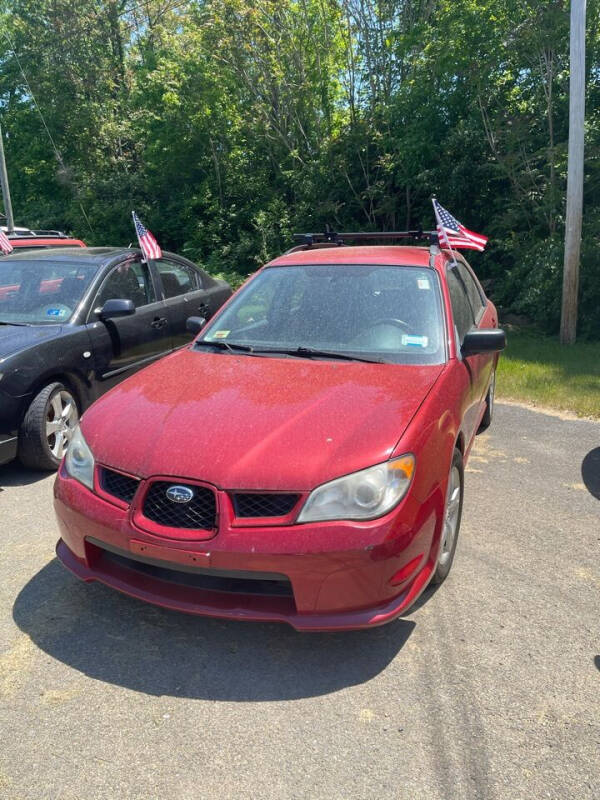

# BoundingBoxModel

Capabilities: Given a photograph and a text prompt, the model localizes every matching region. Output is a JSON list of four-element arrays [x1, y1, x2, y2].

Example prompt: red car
[[54, 233, 505, 631], [4, 228, 86, 251]]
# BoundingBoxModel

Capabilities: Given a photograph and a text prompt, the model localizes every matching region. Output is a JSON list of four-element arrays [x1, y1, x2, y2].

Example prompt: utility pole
[[560, 0, 586, 345], [0, 124, 15, 233]]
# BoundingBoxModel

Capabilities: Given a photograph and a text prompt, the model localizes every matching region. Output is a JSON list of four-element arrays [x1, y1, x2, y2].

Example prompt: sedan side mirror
[[461, 328, 506, 357], [99, 298, 136, 320], [186, 316, 207, 335]]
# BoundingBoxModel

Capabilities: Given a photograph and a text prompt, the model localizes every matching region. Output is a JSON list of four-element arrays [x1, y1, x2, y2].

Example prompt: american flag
[[0, 229, 14, 255], [432, 199, 488, 252], [132, 211, 162, 260]]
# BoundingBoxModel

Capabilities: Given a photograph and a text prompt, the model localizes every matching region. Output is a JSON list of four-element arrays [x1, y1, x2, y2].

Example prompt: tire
[[477, 370, 495, 434], [431, 448, 464, 585], [18, 382, 80, 471]]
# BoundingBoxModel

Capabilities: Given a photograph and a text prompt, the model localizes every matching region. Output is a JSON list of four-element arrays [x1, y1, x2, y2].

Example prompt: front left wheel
[[18, 382, 79, 470], [431, 448, 464, 585]]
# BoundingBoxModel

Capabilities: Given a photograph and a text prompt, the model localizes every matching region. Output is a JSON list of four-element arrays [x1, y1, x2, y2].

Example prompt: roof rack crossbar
[[6, 229, 68, 239], [293, 230, 439, 247]]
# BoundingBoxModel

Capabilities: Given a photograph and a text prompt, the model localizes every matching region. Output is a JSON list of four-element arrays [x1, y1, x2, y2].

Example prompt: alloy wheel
[[488, 371, 495, 419], [439, 464, 461, 568], [46, 390, 79, 459]]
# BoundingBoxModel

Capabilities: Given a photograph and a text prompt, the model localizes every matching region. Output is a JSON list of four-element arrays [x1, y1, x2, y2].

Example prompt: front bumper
[[54, 469, 442, 631]]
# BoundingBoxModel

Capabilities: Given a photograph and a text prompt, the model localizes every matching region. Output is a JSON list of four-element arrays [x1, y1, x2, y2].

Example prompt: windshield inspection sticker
[[45, 308, 68, 317], [212, 330, 230, 339], [402, 334, 429, 348], [417, 278, 431, 290]]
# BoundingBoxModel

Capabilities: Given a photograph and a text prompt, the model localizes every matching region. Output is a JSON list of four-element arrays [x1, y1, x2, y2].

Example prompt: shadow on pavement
[[401, 581, 440, 615], [13, 559, 415, 701], [0, 462, 53, 489], [595, 656, 600, 672], [581, 448, 600, 500]]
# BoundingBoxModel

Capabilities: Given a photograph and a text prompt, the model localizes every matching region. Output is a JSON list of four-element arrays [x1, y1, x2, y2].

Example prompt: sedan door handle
[[151, 317, 168, 329]]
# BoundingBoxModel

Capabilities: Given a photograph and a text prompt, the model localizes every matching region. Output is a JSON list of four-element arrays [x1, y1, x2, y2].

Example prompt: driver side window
[[447, 266, 475, 345], [94, 261, 156, 312]]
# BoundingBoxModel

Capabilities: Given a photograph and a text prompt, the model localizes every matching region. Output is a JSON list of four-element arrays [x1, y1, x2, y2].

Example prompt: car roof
[[267, 245, 434, 269], [0, 246, 134, 264], [0, 247, 204, 272]]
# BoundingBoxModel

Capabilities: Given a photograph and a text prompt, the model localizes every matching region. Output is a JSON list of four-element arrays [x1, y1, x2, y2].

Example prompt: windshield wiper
[[195, 339, 254, 353], [252, 346, 383, 364], [0, 320, 32, 326]]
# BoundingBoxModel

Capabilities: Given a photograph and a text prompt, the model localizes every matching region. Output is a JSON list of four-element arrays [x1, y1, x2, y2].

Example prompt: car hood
[[83, 349, 444, 490], [0, 323, 64, 359]]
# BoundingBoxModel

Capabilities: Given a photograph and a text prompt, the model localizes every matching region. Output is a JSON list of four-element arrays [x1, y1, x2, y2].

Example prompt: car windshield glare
[[199, 264, 446, 365], [0, 260, 97, 324]]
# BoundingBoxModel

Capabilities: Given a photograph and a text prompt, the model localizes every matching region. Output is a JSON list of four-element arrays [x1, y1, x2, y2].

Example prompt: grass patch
[[496, 331, 600, 418]]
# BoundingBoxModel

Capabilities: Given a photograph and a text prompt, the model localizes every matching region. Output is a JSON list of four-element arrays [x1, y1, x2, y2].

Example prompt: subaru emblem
[[166, 485, 195, 504]]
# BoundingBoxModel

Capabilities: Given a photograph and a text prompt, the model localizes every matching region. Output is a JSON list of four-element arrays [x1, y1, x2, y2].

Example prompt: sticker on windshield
[[45, 308, 67, 317], [417, 278, 431, 290], [213, 330, 230, 339], [402, 334, 429, 348]]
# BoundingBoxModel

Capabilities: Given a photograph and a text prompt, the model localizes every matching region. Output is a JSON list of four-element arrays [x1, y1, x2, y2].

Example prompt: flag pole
[[432, 197, 458, 266], [132, 210, 148, 267]]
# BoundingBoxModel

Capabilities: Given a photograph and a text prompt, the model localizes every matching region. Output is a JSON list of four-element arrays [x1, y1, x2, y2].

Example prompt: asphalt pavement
[[0, 402, 598, 800]]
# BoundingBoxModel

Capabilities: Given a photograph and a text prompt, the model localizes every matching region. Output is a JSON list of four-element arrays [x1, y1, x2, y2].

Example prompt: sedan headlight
[[64, 424, 95, 490], [297, 454, 415, 523]]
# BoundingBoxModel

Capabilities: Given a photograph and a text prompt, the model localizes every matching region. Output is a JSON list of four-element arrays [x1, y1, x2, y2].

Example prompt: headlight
[[297, 454, 415, 523], [64, 424, 95, 490]]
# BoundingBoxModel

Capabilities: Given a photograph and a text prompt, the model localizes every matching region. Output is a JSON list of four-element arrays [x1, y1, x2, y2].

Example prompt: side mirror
[[186, 316, 207, 335], [461, 328, 506, 357], [99, 298, 135, 320]]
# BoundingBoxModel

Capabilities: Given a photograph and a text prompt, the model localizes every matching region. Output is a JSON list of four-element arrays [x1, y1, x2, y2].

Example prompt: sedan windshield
[[199, 264, 446, 365], [0, 260, 97, 324]]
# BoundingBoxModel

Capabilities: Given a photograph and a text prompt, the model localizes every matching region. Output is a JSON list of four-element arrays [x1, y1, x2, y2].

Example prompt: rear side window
[[447, 266, 475, 344], [156, 259, 201, 298], [456, 263, 486, 320]]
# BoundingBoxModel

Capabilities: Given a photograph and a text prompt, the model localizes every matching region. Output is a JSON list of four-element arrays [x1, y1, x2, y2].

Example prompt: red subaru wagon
[[54, 234, 505, 631]]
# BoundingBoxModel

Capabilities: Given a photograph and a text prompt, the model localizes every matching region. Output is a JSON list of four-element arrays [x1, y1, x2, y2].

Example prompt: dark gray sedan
[[0, 247, 231, 469]]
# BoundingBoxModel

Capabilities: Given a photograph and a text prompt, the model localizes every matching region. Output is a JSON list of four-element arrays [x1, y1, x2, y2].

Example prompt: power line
[[2, 30, 65, 169], [1, 29, 94, 234]]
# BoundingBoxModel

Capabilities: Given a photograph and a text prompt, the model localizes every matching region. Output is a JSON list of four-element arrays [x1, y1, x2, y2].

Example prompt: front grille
[[142, 481, 216, 530], [233, 493, 300, 518], [100, 467, 139, 504], [98, 548, 293, 597]]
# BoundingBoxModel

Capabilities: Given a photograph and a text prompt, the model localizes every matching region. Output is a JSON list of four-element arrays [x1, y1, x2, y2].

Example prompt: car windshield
[[199, 264, 446, 365], [0, 259, 97, 324]]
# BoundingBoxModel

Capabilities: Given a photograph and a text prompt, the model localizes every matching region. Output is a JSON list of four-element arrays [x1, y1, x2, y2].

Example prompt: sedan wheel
[[18, 382, 80, 471], [46, 390, 79, 460], [431, 448, 464, 585]]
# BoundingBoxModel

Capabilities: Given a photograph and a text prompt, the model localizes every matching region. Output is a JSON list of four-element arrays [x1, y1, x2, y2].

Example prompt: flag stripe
[[445, 240, 485, 252], [436, 226, 486, 251], [457, 225, 488, 245], [0, 230, 14, 255]]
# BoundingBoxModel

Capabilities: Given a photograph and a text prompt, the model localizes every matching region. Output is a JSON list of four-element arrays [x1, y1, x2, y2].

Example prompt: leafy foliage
[[0, 0, 599, 336]]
